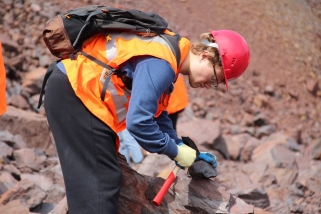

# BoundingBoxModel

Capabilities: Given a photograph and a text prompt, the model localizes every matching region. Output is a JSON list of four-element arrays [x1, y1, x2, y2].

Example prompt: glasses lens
[[212, 66, 218, 87], [210, 84, 219, 89]]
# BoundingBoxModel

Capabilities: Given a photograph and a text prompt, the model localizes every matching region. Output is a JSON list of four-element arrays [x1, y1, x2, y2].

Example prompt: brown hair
[[190, 33, 221, 67]]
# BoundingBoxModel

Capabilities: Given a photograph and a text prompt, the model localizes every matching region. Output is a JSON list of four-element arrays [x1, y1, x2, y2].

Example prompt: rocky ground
[[0, 0, 321, 213]]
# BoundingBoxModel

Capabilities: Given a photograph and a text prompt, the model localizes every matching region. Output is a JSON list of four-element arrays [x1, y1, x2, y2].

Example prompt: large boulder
[[49, 154, 254, 214]]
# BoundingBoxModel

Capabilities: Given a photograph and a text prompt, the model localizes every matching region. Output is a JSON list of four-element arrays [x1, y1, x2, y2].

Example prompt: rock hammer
[[152, 136, 200, 206]]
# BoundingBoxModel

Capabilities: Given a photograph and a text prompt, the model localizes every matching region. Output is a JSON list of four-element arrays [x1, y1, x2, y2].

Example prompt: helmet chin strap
[[202, 39, 219, 49]]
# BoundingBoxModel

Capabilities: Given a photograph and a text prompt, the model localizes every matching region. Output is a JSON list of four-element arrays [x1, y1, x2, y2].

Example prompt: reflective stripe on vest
[[106, 32, 174, 62], [106, 79, 131, 124]]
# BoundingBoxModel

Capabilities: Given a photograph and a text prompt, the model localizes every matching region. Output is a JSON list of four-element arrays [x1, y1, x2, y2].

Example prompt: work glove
[[174, 142, 197, 169], [195, 152, 218, 168]]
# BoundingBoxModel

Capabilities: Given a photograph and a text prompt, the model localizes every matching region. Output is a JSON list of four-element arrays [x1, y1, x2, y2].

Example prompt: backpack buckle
[[69, 53, 77, 60], [142, 28, 151, 37]]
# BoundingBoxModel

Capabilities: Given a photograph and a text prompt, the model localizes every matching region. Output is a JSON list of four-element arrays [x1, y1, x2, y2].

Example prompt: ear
[[200, 51, 209, 61]]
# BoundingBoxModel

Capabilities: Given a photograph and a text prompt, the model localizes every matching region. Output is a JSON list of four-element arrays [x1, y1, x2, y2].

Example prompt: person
[[167, 74, 189, 131], [44, 28, 250, 213], [118, 128, 144, 164], [0, 41, 6, 116]]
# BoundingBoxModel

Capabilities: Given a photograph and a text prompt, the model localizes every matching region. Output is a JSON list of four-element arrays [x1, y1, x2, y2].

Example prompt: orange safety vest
[[167, 75, 189, 115], [0, 41, 6, 115], [61, 32, 190, 151]]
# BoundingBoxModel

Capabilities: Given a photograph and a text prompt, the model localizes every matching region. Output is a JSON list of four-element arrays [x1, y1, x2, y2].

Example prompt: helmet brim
[[210, 30, 228, 91], [217, 43, 229, 91], [223, 68, 228, 91]]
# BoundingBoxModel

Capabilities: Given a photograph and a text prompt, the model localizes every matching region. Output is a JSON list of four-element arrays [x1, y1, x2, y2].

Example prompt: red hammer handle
[[152, 166, 180, 206]]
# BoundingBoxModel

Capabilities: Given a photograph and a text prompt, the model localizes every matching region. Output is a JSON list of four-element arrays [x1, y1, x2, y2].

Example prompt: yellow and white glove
[[174, 142, 197, 169]]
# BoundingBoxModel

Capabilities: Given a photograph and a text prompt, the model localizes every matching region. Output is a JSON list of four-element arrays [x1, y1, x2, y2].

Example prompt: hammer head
[[181, 136, 200, 157]]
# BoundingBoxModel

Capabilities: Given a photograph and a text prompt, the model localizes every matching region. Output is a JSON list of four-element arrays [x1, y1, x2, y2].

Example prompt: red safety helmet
[[210, 30, 250, 91]]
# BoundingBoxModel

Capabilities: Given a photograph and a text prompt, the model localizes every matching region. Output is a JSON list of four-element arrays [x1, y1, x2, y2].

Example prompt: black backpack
[[38, 5, 182, 108], [43, 5, 181, 65]]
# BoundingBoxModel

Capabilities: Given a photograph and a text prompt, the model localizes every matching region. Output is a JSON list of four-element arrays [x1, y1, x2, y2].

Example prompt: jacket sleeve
[[122, 56, 179, 159], [155, 111, 182, 144]]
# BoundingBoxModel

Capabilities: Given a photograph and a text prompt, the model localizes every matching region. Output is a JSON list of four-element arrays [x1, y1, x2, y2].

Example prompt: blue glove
[[195, 152, 218, 168]]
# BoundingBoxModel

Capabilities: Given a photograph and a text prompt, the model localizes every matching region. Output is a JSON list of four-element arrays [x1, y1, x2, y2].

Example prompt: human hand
[[195, 152, 218, 168], [174, 142, 197, 169]]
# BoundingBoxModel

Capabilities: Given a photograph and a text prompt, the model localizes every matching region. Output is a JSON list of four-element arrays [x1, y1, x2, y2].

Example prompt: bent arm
[[124, 57, 179, 159]]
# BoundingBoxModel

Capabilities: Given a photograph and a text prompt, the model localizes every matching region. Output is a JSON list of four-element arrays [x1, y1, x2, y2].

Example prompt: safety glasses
[[210, 62, 224, 89], [212, 65, 219, 88]]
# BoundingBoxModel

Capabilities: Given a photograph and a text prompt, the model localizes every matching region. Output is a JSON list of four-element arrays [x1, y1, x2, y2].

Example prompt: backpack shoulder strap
[[37, 61, 59, 108], [72, 9, 105, 49], [159, 33, 181, 69], [80, 51, 117, 101]]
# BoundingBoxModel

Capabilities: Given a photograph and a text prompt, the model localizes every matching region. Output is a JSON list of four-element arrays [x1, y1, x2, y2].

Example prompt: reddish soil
[[1, 0, 321, 143], [1, 0, 321, 212], [42, 0, 321, 144]]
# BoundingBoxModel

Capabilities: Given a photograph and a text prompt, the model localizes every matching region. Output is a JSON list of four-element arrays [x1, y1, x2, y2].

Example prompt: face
[[188, 53, 225, 89]]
